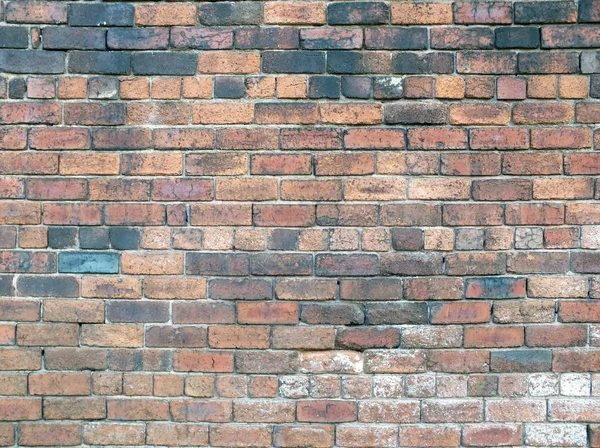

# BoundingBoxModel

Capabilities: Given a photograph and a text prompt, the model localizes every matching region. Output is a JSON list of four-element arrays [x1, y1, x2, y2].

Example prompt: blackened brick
[[43, 27, 106, 50], [365, 302, 428, 325], [342, 76, 372, 99], [592, 75, 600, 96], [515, 1, 577, 23], [107, 28, 169, 50], [58, 252, 119, 274], [392, 52, 454, 74], [186, 253, 250, 276], [327, 51, 390, 74], [235, 27, 299, 49], [300, 28, 362, 50], [88, 76, 119, 100], [490, 350, 553, 372], [109, 228, 140, 250], [267, 229, 299, 251], [171, 28, 233, 50], [68, 51, 130, 75], [373, 77, 404, 99], [430, 26, 495, 50], [365, 27, 428, 50], [214, 76, 246, 98], [308, 76, 340, 99], [262, 51, 325, 74], [107, 301, 169, 323], [69, 3, 134, 27], [0, 50, 65, 74], [384, 103, 448, 125], [79, 228, 109, 250], [8, 78, 25, 99], [579, 0, 600, 22], [252, 254, 313, 276], [391, 228, 423, 251], [518, 52, 580, 73], [315, 254, 379, 276], [200, 2, 263, 26], [0, 275, 14, 297], [64, 103, 125, 126], [327, 2, 389, 25], [132, 52, 197, 76], [495, 27, 540, 49], [48, 227, 77, 249], [18, 276, 79, 298], [0, 27, 28, 48], [301, 303, 365, 325], [582, 51, 600, 73]]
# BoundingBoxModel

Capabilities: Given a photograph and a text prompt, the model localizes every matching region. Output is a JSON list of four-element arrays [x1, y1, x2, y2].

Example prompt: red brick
[[344, 128, 405, 149], [18, 423, 81, 446], [297, 400, 357, 423]]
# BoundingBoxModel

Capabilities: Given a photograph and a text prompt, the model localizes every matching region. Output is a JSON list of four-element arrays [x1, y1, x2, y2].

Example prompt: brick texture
[[0, 0, 599, 446]]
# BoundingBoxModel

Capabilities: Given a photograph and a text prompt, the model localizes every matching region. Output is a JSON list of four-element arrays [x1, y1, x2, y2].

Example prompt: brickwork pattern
[[1, 0, 600, 446]]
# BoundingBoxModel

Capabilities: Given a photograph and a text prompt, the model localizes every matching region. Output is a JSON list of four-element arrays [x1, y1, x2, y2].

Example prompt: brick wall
[[0, 0, 599, 446]]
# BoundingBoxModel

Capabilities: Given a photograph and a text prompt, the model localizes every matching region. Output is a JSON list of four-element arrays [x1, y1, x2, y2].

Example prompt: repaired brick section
[[0, 0, 599, 445]]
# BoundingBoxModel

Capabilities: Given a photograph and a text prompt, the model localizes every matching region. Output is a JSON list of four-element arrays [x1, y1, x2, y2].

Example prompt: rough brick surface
[[0, 0, 599, 446]]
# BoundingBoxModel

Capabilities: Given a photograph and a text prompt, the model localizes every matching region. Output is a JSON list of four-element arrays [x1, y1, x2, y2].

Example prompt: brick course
[[0, 0, 599, 446]]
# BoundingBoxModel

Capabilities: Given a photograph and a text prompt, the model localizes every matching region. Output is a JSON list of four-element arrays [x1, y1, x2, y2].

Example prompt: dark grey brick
[[252, 254, 313, 276], [0, 50, 65, 74], [384, 103, 448, 125], [69, 3, 134, 27], [301, 303, 364, 325], [392, 52, 454, 74], [68, 51, 130, 75], [132, 52, 198, 76], [365, 27, 428, 50], [214, 76, 246, 98], [107, 302, 169, 323], [518, 51, 580, 73], [468, 375, 498, 397], [88, 77, 119, 100], [495, 27, 540, 49], [490, 350, 553, 372], [267, 229, 299, 251], [8, 77, 25, 99], [591, 75, 600, 97], [0, 275, 14, 297], [373, 76, 404, 99], [43, 27, 106, 50], [200, 2, 263, 25], [327, 51, 390, 74], [0, 26, 28, 48], [17, 276, 79, 298], [342, 76, 372, 99], [515, 1, 577, 23], [58, 252, 119, 274], [109, 228, 140, 250], [186, 253, 250, 276], [79, 228, 109, 250], [579, 0, 600, 22], [48, 227, 77, 249], [391, 228, 423, 251], [262, 51, 325, 73], [582, 51, 600, 74], [309, 75, 340, 99], [107, 28, 169, 50], [327, 2, 389, 24], [365, 303, 428, 325]]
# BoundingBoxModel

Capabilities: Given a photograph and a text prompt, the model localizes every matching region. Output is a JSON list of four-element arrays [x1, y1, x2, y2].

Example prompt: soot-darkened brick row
[[1, 0, 600, 447]]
